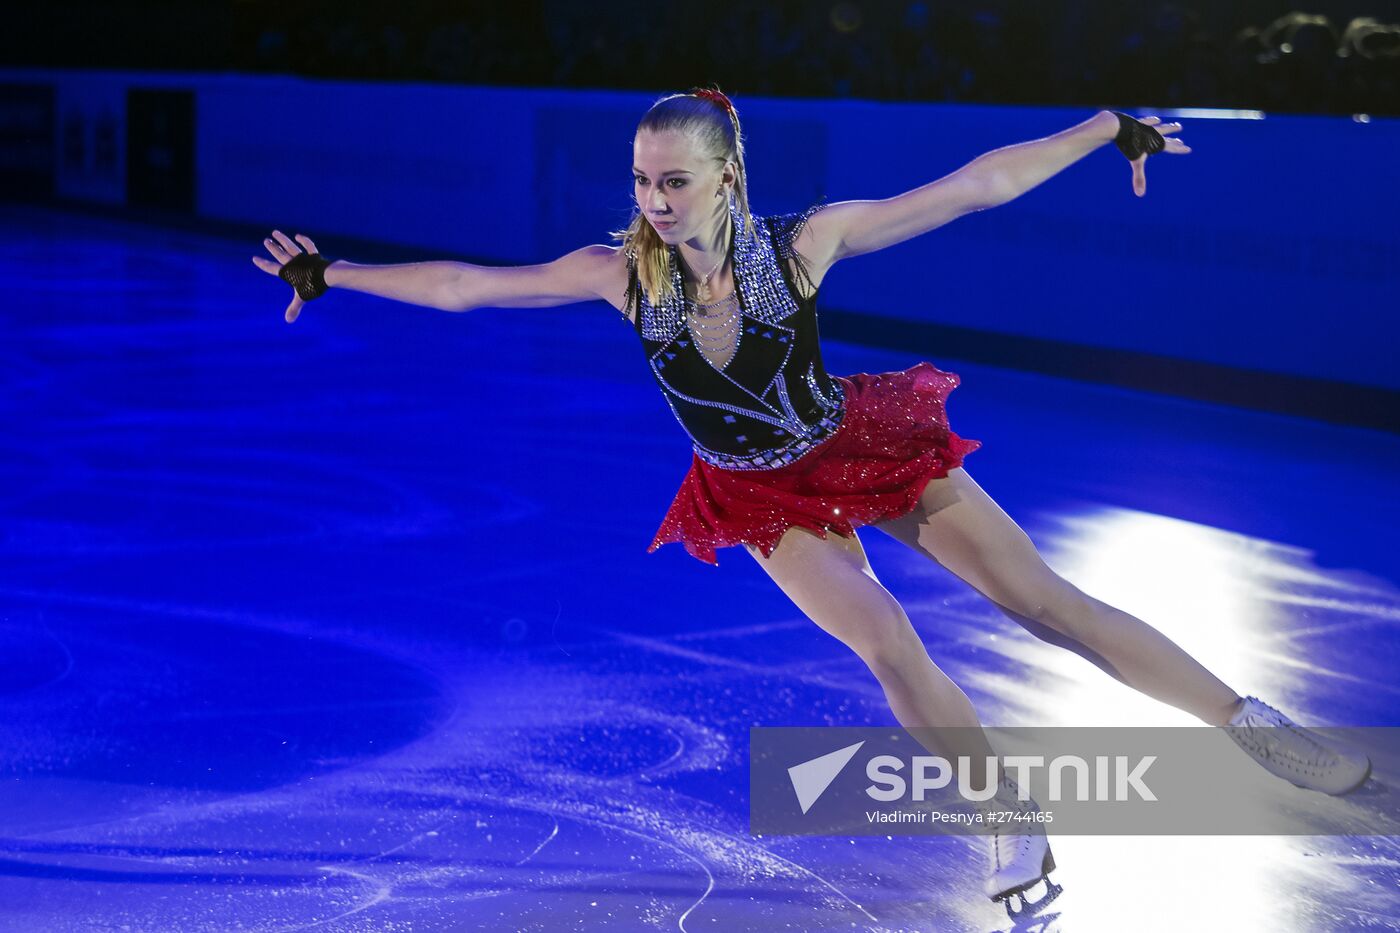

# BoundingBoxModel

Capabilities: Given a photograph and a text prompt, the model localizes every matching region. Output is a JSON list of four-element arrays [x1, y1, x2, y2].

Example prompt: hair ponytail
[[611, 84, 756, 310]]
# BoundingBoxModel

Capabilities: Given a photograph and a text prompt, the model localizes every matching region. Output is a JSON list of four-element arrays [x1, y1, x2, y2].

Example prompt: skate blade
[[1000, 877, 1064, 921], [991, 847, 1058, 903]]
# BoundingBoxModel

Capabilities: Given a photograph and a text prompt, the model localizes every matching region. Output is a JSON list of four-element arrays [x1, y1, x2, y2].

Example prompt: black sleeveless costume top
[[622, 201, 848, 471]]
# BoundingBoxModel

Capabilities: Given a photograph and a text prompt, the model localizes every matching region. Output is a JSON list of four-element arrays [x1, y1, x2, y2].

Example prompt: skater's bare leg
[[874, 467, 1243, 727], [746, 526, 999, 788]]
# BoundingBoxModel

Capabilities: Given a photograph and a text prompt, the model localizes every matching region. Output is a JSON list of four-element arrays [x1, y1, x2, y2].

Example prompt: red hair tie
[[692, 87, 735, 116]]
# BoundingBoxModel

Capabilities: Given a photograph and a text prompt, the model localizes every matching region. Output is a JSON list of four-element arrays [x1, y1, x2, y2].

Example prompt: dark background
[[6, 0, 1400, 116]]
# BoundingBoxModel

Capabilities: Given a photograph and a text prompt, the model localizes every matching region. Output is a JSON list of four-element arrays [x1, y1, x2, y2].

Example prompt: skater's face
[[633, 130, 731, 240]]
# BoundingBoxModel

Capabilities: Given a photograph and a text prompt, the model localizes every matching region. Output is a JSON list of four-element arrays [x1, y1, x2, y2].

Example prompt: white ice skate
[[976, 772, 1063, 920], [1224, 695, 1371, 796]]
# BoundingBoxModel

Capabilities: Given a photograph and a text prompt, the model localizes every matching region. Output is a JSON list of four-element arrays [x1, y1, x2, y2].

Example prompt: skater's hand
[[251, 230, 330, 323], [1113, 114, 1191, 198]]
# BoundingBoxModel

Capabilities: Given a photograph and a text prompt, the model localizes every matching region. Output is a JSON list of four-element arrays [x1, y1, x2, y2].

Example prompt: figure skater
[[253, 86, 1371, 920]]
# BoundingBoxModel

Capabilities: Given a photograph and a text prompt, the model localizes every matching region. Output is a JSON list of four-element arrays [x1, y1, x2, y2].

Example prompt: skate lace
[[1237, 699, 1337, 768]]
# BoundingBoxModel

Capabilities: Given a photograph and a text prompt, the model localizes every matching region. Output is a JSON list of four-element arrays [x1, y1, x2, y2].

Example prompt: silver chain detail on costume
[[686, 291, 741, 361]]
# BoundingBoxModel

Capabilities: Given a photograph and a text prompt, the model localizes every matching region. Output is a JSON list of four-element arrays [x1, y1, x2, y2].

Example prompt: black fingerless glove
[[1112, 111, 1166, 161], [279, 252, 333, 301]]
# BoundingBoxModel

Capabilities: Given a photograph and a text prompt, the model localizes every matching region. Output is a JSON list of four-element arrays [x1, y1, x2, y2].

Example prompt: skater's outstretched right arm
[[253, 229, 623, 323]]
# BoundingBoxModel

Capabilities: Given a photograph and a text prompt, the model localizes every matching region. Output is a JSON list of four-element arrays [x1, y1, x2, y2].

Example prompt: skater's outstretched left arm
[[802, 111, 1190, 265], [972, 110, 1191, 201]]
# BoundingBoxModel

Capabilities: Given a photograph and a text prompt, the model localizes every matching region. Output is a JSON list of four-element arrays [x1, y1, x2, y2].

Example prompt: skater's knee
[[844, 603, 923, 670], [1040, 580, 1102, 643], [862, 619, 935, 679], [992, 572, 1093, 640]]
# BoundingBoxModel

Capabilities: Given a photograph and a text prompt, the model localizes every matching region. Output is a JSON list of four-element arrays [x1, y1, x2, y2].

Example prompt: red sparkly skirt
[[647, 361, 982, 566]]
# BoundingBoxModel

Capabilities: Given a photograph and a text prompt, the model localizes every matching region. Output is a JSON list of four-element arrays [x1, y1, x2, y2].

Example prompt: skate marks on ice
[[0, 590, 964, 931], [597, 619, 1072, 932]]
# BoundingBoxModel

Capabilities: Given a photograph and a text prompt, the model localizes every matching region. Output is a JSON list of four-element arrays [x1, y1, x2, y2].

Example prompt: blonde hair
[[611, 85, 756, 311]]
